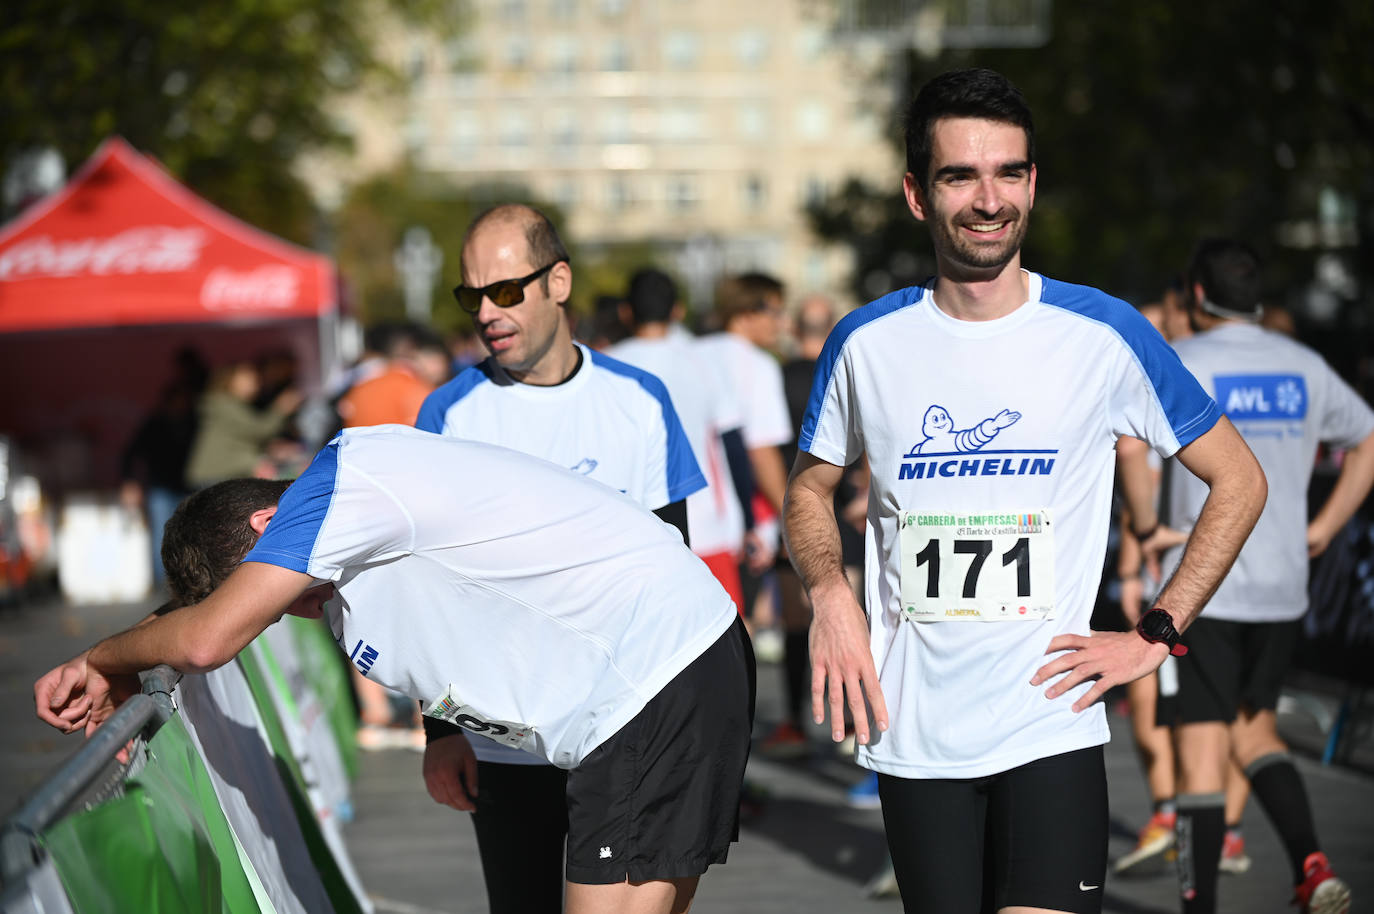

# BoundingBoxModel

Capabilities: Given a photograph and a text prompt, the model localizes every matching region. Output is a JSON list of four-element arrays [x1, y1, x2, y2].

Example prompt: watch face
[[1142, 610, 1173, 640]]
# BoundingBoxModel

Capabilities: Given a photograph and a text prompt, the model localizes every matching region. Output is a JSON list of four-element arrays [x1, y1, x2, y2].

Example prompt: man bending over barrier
[[35, 425, 754, 914]]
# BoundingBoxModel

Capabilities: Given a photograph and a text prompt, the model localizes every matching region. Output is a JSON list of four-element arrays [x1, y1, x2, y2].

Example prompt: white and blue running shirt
[[414, 341, 706, 764], [800, 272, 1221, 779], [415, 342, 705, 511], [243, 426, 736, 770], [1162, 323, 1374, 623]]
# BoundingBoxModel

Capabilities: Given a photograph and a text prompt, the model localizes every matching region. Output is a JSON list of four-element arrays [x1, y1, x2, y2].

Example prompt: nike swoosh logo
[[1079, 882, 1100, 891]]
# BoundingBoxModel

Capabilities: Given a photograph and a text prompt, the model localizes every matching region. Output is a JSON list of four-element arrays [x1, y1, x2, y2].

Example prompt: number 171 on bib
[[898, 510, 1056, 622]]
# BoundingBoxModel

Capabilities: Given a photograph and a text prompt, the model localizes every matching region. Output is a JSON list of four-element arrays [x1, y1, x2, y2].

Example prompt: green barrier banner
[[285, 616, 358, 779], [41, 715, 262, 914], [238, 643, 369, 914]]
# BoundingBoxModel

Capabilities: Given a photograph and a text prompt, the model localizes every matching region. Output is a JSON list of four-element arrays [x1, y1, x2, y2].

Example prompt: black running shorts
[[564, 616, 755, 884], [879, 745, 1108, 914], [1169, 616, 1299, 724]]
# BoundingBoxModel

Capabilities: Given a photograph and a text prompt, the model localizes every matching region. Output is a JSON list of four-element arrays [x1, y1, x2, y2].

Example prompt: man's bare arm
[[750, 445, 788, 515], [89, 563, 313, 674], [783, 452, 887, 744], [1151, 416, 1267, 629], [36, 563, 314, 734], [1307, 430, 1374, 557], [1034, 417, 1266, 711]]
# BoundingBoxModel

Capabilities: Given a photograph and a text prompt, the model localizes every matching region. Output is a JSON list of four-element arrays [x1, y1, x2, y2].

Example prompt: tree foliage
[[811, 0, 1374, 326], [1, 0, 454, 242]]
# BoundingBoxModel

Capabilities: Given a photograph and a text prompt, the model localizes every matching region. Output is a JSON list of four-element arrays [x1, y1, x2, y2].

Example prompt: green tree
[[811, 0, 1374, 325], [1, 0, 454, 242]]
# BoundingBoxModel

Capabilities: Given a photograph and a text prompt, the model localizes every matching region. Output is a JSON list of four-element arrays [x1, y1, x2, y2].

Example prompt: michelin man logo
[[913, 404, 1021, 455]]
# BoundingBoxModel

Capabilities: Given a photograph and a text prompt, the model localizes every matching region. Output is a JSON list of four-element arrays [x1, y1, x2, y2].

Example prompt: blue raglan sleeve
[[243, 436, 413, 579]]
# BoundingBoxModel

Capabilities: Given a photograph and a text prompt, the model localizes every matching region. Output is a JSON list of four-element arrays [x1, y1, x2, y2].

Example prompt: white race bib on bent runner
[[423, 684, 533, 749], [899, 509, 1056, 622]]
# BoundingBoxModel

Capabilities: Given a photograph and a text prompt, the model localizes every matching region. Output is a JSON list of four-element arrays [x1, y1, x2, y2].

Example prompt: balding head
[[794, 294, 837, 360], [463, 204, 570, 292]]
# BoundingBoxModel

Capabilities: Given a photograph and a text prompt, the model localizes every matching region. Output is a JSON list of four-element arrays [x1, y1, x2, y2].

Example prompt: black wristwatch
[[1137, 608, 1188, 656]]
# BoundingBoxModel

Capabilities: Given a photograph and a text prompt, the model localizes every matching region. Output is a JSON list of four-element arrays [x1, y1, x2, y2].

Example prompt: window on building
[[661, 103, 702, 142], [601, 36, 631, 71], [666, 174, 700, 212], [734, 29, 770, 68], [501, 0, 527, 20], [736, 102, 769, 140], [796, 100, 829, 140], [403, 115, 430, 154], [407, 45, 428, 82], [600, 0, 628, 17], [505, 37, 530, 70], [801, 175, 828, 208], [599, 105, 633, 144], [548, 36, 578, 73], [550, 0, 577, 18], [795, 25, 826, 60], [743, 174, 768, 212], [451, 116, 482, 157], [606, 175, 634, 211], [498, 110, 531, 148], [663, 30, 700, 69], [550, 110, 579, 153], [446, 36, 482, 72]]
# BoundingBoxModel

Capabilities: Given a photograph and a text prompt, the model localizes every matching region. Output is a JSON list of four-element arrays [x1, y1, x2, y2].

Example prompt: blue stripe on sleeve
[[1039, 277, 1222, 448], [415, 361, 496, 432], [589, 349, 706, 502], [242, 439, 341, 573], [800, 285, 925, 454]]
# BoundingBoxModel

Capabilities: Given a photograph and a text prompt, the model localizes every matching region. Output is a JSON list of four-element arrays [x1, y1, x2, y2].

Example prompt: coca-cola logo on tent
[[200, 266, 300, 310], [0, 227, 208, 280]]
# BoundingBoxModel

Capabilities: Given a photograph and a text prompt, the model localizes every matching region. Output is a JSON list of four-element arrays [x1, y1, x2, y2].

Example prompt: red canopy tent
[[0, 137, 342, 490]]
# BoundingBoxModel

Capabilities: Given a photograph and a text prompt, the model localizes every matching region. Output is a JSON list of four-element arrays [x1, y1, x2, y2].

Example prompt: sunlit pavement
[[3, 594, 1370, 914]]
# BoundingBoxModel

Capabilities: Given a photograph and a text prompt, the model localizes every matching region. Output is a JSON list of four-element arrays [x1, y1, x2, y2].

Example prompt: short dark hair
[[715, 272, 785, 326], [162, 479, 292, 607], [1186, 239, 1263, 317], [904, 68, 1035, 191], [626, 268, 678, 325], [464, 204, 570, 301]]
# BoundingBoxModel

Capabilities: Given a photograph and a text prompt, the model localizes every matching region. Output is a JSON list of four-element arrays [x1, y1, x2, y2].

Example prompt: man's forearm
[[750, 446, 788, 515], [783, 479, 850, 605], [1115, 436, 1158, 535], [1154, 466, 1265, 629], [88, 610, 208, 676], [1310, 433, 1374, 544]]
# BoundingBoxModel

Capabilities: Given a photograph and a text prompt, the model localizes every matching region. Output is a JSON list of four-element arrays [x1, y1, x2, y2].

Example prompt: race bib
[[899, 509, 1056, 622], [422, 685, 532, 749]]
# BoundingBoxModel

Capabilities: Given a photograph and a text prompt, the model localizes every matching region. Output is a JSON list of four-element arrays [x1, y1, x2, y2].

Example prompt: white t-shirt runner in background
[[801, 272, 1221, 779], [695, 332, 793, 451], [1162, 322, 1374, 623], [608, 335, 747, 558], [244, 426, 737, 770]]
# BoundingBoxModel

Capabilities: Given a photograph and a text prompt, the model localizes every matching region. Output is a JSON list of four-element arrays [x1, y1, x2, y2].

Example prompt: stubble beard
[[933, 206, 1029, 278]]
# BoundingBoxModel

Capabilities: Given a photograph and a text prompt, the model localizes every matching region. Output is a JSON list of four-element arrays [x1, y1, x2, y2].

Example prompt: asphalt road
[[3, 594, 1370, 913]]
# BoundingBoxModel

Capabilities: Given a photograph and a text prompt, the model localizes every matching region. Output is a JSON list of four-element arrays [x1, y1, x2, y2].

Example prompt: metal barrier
[[0, 665, 180, 889]]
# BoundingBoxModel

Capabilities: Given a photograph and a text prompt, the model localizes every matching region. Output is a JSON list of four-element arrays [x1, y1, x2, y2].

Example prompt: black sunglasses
[[452, 260, 564, 314]]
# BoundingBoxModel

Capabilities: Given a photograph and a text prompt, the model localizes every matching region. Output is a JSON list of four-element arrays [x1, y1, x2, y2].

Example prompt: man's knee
[[1174, 721, 1230, 793]]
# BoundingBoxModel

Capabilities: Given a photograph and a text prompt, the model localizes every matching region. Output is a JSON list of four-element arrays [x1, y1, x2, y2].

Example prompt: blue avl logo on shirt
[[349, 639, 379, 675], [1214, 374, 1306, 420]]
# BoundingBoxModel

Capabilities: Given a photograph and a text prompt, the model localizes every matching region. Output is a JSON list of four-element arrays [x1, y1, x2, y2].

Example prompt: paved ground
[[4, 593, 1372, 913]]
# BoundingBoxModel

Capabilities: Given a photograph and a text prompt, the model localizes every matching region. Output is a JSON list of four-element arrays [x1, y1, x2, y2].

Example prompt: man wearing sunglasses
[[414, 204, 710, 914]]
